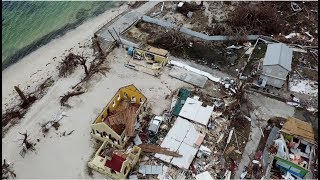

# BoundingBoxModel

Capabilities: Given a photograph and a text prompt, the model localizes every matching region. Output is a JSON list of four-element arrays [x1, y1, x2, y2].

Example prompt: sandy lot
[[2, 44, 192, 178], [1, 2, 192, 178]]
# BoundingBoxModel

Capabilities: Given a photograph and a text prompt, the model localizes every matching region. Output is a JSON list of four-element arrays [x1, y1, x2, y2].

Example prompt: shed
[[260, 43, 293, 88]]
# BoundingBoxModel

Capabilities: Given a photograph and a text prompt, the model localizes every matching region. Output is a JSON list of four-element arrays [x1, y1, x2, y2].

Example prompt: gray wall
[[142, 15, 260, 41]]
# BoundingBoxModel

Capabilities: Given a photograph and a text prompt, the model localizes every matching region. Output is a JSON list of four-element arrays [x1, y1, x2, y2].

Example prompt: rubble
[[138, 144, 182, 157]]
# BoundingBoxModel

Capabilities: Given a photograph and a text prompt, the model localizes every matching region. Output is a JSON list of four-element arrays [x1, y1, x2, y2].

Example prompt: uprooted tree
[[58, 53, 89, 77], [2, 159, 16, 179], [18, 131, 35, 151]]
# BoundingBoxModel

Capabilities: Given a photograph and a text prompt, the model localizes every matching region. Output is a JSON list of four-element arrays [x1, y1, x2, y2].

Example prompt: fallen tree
[[60, 90, 85, 108]]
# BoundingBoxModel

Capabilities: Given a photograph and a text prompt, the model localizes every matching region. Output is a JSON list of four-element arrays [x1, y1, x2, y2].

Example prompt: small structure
[[90, 85, 147, 149], [155, 117, 205, 170], [88, 140, 141, 179], [265, 117, 316, 179], [260, 43, 293, 88], [178, 96, 214, 126], [126, 46, 169, 76]]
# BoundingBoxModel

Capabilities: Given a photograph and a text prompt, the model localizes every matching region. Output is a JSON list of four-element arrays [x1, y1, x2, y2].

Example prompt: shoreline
[[2, 2, 125, 71], [2, 4, 129, 108]]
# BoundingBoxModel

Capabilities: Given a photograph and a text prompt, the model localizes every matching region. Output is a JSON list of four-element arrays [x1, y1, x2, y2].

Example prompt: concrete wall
[[142, 15, 260, 41], [91, 85, 147, 148], [88, 140, 141, 179]]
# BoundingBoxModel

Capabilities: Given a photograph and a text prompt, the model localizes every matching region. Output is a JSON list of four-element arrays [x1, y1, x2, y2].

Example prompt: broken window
[[131, 96, 136, 102], [117, 94, 121, 101], [112, 101, 116, 107], [103, 132, 107, 137], [124, 92, 128, 99]]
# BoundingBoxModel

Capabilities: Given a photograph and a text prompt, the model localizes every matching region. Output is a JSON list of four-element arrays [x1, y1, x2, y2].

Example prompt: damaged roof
[[179, 97, 214, 126], [154, 117, 205, 169], [263, 43, 293, 71], [281, 117, 315, 144]]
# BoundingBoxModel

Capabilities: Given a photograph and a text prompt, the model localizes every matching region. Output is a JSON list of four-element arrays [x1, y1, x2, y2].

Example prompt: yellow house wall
[[90, 123, 128, 149], [87, 141, 141, 179], [92, 85, 147, 148], [134, 49, 168, 67]]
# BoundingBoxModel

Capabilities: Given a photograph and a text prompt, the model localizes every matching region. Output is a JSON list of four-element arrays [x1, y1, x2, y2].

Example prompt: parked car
[[147, 116, 163, 136]]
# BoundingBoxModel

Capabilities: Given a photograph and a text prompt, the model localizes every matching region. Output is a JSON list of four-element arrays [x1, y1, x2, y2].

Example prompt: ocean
[[2, 1, 124, 70]]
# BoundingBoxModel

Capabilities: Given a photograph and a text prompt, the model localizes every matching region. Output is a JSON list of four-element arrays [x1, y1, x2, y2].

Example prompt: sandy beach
[[1, 2, 193, 178]]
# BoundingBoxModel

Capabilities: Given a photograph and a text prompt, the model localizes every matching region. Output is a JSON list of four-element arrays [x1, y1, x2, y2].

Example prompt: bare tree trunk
[[14, 86, 29, 104], [19, 131, 34, 150]]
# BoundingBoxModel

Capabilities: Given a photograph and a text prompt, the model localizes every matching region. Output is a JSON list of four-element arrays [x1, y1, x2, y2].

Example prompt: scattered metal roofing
[[179, 97, 214, 126], [138, 165, 163, 175], [263, 43, 293, 71], [281, 117, 315, 144], [172, 88, 191, 116], [155, 117, 205, 169]]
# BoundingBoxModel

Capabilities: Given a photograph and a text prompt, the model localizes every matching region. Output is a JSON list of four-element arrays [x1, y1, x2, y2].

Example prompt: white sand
[[1, 4, 193, 178]]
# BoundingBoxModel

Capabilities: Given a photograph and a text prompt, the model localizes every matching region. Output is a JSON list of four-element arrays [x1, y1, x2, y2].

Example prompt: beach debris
[[58, 53, 83, 77], [2, 159, 16, 179], [138, 144, 182, 157], [62, 130, 75, 136], [60, 90, 85, 108], [14, 86, 37, 109], [18, 131, 35, 158]]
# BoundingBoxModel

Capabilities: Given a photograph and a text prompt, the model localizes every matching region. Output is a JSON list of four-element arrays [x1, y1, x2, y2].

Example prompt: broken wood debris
[[138, 143, 182, 157]]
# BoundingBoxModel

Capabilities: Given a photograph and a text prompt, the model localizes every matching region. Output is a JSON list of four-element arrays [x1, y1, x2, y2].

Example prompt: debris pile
[[2, 160, 16, 179]]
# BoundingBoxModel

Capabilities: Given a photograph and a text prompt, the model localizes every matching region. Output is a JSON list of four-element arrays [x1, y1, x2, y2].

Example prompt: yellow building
[[90, 84, 147, 149], [88, 140, 141, 179], [135, 46, 169, 67]]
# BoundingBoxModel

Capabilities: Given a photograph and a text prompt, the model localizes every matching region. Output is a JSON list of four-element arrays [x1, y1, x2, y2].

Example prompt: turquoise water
[[2, 1, 124, 69]]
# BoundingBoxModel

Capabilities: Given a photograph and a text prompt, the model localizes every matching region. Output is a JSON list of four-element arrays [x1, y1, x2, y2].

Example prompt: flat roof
[[179, 97, 214, 126], [154, 117, 205, 169]]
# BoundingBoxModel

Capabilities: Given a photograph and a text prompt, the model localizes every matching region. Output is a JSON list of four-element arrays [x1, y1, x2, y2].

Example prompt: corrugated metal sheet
[[179, 97, 214, 126], [138, 165, 163, 175], [263, 43, 293, 71], [154, 117, 205, 169]]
